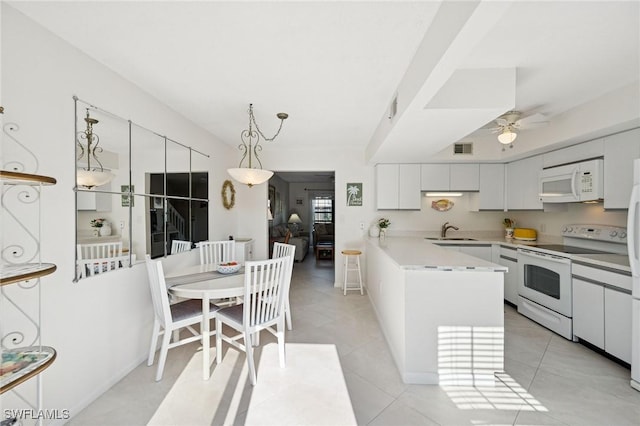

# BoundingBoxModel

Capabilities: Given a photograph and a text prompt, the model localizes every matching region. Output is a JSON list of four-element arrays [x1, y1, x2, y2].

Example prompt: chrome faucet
[[441, 222, 459, 238]]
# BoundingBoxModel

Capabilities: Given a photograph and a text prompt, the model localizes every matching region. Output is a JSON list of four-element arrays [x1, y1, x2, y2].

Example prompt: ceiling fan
[[487, 110, 548, 150]]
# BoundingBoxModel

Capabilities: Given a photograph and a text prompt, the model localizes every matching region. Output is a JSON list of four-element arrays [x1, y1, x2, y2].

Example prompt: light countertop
[[368, 236, 507, 272]]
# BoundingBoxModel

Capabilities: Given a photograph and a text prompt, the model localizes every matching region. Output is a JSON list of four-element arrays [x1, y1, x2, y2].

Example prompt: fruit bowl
[[217, 262, 240, 274]]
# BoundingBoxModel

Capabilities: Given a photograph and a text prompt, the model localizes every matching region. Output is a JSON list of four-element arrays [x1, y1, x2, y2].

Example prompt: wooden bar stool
[[341, 249, 363, 295]]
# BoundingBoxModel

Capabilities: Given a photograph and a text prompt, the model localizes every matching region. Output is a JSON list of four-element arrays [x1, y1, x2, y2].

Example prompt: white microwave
[[539, 159, 604, 203]]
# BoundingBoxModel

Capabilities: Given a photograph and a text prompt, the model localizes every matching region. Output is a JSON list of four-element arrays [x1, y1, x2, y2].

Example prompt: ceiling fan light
[[227, 167, 274, 188], [498, 129, 517, 144]]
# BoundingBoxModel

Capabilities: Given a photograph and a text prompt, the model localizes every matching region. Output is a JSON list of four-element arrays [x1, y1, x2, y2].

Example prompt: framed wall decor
[[346, 182, 362, 206], [121, 185, 134, 207], [268, 185, 276, 217]]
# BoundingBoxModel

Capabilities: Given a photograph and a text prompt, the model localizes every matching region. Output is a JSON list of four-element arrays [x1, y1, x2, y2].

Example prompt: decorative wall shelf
[[0, 263, 57, 287], [0, 170, 57, 186], [0, 346, 57, 394]]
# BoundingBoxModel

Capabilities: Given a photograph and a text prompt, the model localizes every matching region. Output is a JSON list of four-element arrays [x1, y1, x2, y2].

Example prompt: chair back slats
[[244, 257, 287, 329], [272, 242, 295, 297], [171, 240, 191, 254], [78, 254, 136, 278], [77, 242, 123, 260], [198, 240, 236, 265], [145, 255, 173, 327]]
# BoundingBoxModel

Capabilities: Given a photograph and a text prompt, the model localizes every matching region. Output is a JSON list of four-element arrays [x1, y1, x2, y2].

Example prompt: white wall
[[1, 5, 238, 419]]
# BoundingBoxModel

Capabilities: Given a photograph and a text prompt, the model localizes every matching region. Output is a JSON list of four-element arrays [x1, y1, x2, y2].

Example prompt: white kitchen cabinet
[[543, 138, 604, 168], [499, 246, 518, 306], [420, 164, 449, 191], [471, 164, 505, 210], [376, 164, 420, 210], [604, 128, 640, 209], [572, 278, 605, 349], [604, 287, 632, 363], [235, 238, 254, 266], [459, 244, 492, 261], [506, 155, 543, 210], [450, 164, 479, 191], [77, 190, 112, 211], [420, 164, 479, 191], [572, 261, 632, 363]]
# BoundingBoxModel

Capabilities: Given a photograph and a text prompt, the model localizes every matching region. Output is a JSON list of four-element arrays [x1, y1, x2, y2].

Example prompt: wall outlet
[[360, 222, 364, 230], [540, 223, 546, 233], [119, 220, 125, 229]]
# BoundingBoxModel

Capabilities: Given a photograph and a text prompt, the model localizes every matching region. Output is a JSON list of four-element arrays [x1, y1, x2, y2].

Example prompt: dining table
[[164, 263, 245, 380]]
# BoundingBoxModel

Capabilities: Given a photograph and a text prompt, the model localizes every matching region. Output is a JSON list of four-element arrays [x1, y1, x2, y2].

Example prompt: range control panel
[[562, 224, 627, 243]]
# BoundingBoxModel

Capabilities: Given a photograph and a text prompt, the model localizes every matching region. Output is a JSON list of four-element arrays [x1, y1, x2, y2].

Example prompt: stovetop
[[532, 244, 608, 255]]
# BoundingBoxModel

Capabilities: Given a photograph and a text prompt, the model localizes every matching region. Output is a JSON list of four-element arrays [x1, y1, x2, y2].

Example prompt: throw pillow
[[315, 223, 327, 235], [325, 223, 334, 234]]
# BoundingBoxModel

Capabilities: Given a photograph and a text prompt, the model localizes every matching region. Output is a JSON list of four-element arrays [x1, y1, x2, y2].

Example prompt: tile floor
[[73, 256, 640, 425]]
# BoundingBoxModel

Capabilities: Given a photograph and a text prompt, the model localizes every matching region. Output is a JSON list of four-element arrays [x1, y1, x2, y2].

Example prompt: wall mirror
[[74, 97, 209, 281]]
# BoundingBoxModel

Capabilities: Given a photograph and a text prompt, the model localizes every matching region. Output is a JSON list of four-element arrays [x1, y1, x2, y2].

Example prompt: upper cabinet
[[376, 164, 421, 210], [543, 138, 604, 168], [470, 164, 505, 211], [604, 128, 640, 209], [421, 164, 479, 191], [506, 155, 543, 210]]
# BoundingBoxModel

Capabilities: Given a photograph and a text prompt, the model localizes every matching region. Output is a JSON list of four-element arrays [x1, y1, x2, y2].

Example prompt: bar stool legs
[[341, 249, 363, 295]]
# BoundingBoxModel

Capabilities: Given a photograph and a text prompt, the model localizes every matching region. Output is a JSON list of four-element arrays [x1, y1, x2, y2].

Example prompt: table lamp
[[288, 213, 302, 233]]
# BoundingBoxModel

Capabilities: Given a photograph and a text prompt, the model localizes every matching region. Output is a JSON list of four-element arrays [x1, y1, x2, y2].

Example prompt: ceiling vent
[[453, 143, 473, 155]]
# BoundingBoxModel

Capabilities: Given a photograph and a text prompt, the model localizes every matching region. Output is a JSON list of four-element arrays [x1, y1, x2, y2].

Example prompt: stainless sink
[[425, 237, 477, 241]]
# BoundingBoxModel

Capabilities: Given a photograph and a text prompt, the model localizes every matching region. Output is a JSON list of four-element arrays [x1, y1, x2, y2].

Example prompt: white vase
[[369, 225, 380, 238], [99, 223, 112, 237], [379, 229, 386, 241]]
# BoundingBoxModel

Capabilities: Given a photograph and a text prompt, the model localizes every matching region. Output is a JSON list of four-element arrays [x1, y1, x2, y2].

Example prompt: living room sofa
[[269, 223, 309, 262], [312, 222, 335, 245]]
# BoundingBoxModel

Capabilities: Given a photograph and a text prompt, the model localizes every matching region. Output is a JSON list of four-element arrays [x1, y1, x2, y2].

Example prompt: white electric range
[[516, 224, 628, 340]]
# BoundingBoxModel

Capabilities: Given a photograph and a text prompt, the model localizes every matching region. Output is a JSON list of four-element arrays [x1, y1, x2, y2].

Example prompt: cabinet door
[[572, 278, 604, 349], [398, 164, 421, 210], [506, 155, 543, 210], [604, 288, 632, 363], [459, 245, 492, 261], [543, 138, 604, 168], [77, 191, 112, 211], [604, 128, 640, 209], [376, 164, 399, 210], [420, 164, 449, 191], [499, 255, 518, 306], [450, 164, 479, 191], [478, 164, 505, 210]]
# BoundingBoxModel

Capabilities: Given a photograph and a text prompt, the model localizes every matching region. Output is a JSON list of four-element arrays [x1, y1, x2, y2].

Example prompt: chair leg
[[155, 330, 172, 381], [245, 330, 257, 385], [148, 320, 161, 366], [343, 255, 349, 295], [285, 298, 293, 331], [277, 318, 286, 368], [215, 318, 222, 365], [356, 255, 363, 295]]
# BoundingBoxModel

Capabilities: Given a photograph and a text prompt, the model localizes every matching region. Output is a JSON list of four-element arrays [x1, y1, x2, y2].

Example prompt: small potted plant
[[503, 218, 515, 239], [91, 218, 111, 237], [378, 218, 391, 241]]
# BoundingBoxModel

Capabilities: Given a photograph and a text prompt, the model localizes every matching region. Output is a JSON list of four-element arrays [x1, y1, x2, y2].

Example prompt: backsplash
[[374, 194, 628, 238]]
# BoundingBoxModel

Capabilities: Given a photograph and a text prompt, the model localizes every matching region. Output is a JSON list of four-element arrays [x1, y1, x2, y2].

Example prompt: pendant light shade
[[227, 167, 274, 188], [77, 169, 115, 188], [76, 109, 115, 189], [227, 104, 288, 188]]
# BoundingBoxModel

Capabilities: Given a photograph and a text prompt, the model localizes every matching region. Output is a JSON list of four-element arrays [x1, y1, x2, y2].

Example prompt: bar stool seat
[[341, 249, 363, 295]]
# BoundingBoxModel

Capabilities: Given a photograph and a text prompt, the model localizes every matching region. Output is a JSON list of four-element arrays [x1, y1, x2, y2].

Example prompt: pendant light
[[227, 104, 288, 188], [76, 109, 114, 189]]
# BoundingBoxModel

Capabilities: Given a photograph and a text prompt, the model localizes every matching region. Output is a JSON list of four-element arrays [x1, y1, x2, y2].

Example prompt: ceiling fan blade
[[495, 118, 509, 126], [518, 112, 548, 126]]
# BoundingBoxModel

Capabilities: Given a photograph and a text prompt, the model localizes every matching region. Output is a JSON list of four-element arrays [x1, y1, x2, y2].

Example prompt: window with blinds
[[312, 197, 334, 223]]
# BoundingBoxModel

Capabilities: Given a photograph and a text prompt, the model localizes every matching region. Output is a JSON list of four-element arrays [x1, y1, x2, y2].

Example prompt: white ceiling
[[9, 1, 640, 163]]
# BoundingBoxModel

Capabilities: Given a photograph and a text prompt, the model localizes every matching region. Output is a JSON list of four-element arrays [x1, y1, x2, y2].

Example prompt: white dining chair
[[77, 241, 123, 260], [272, 242, 296, 330], [215, 256, 290, 385], [145, 255, 221, 381], [198, 240, 236, 265], [171, 239, 191, 254]]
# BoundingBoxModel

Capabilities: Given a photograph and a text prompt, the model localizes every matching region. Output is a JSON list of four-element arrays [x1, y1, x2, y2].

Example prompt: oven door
[[517, 248, 572, 316]]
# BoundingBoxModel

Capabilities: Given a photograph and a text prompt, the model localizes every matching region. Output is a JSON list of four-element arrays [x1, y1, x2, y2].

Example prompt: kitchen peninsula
[[366, 236, 506, 385]]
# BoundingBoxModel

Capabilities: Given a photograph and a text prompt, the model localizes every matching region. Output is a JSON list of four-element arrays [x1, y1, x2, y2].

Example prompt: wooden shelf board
[[0, 263, 57, 286], [0, 170, 56, 186], [0, 346, 57, 394]]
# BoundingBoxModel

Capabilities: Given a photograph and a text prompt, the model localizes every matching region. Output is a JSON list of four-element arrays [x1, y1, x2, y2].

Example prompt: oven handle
[[518, 248, 571, 265]]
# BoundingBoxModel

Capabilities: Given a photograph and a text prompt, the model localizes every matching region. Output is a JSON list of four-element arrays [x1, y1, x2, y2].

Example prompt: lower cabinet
[[572, 263, 632, 364], [498, 246, 518, 306]]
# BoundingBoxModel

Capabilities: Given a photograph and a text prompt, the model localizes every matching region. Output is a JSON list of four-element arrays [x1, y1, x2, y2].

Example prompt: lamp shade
[[267, 208, 274, 221], [498, 129, 517, 145], [77, 169, 115, 189], [288, 213, 302, 224], [227, 167, 274, 187]]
